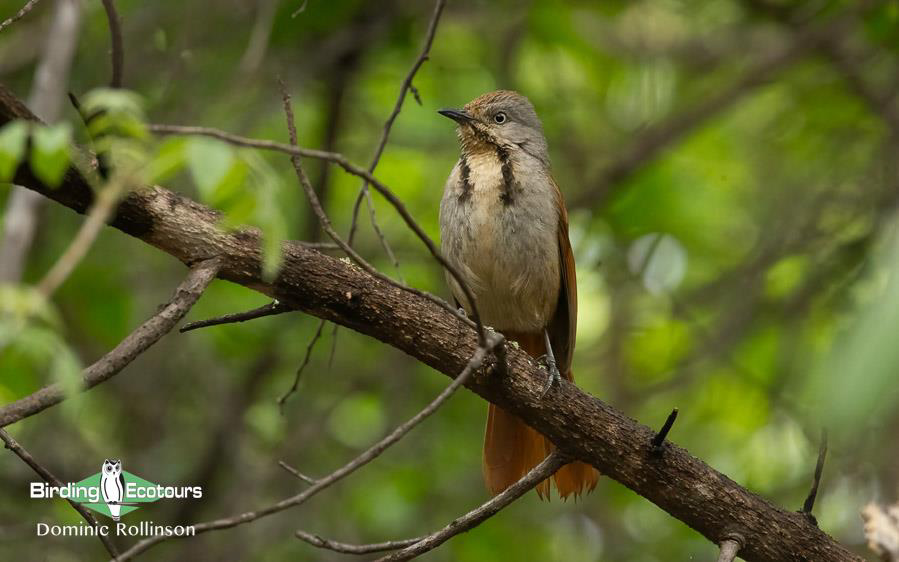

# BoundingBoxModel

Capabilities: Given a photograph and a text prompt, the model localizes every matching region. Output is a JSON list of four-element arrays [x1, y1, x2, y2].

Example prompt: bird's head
[[439, 90, 548, 162]]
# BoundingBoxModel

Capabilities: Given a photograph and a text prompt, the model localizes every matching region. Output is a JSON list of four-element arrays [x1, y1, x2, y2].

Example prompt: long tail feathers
[[484, 404, 552, 498], [482, 331, 599, 500]]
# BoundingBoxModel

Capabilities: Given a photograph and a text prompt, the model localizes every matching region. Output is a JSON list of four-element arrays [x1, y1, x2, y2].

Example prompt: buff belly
[[439, 152, 560, 333]]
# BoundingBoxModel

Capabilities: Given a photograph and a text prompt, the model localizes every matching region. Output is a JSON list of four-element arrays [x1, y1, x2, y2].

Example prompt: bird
[[438, 90, 599, 500], [100, 458, 125, 521]]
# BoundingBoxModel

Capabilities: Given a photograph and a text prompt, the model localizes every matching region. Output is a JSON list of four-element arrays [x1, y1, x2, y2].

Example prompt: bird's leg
[[539, 329, 562, 397]]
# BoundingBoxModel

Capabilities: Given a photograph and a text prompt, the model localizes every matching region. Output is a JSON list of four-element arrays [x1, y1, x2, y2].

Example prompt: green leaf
[[187, 137, 235, 198], [244, 151, 285, 279], [82, 88, 145, 117], [144, 137, 187, 184], [256, 184, 287, 280], [206, 158, 248, 209], [81, 88, 148, 141], [0, 121, 28, 181], [30, 123, 72, 187]]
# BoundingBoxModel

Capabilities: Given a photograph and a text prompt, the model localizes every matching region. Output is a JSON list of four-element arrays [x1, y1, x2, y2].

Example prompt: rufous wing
[[547, 178, 600, 500], [548, 178, 576, 375]]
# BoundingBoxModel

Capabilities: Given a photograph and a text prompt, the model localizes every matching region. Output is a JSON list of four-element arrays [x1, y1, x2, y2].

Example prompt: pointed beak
[[438, 108, 474, 124]]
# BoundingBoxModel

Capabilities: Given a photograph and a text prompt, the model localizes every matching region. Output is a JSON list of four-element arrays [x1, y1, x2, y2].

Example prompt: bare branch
[[277, 317, 326, 408], [650, 407, 679, 454], [148, 121, 489, 347], [375, 452, 567, 561], [277, 461, 317, 485], [0, 257, 221, 427], [99, 0, 124, 87], [0, 0, 43, 33], [800, 430, 828, 524], [113, 337, 499, 561], [347, 0, 447, 259], [277, 81, 489, 348], [295, 530, 422, 555], [0, 428, 119, 559], [180, 300, 291, 333]]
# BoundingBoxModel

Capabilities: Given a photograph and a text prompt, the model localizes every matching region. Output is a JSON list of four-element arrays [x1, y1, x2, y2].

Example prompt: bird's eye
[[493, 112, 507, 124]]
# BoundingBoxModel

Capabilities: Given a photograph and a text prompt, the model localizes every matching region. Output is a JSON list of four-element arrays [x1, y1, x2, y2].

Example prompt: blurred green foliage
[[2, 0, 899, 560]]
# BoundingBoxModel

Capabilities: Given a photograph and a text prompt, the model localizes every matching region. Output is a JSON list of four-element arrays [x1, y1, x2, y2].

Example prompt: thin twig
[[175, 241, 337, 333], [376, 452, 568, 562], [326, 322, 340, 371], [0, 0, 42, 33], [359, 186, 402, 277], [322, 0, 446, 360], [278, 461, 317, 485], [0, 429, 120, 559], [800, 430, 828, 524], [277, 317, 326, 409], [148, 122, 489, 346], [296, 530, 423, 555], [651, 408, 679, 454], [0, 258, 221, 427], [346, 0, 447, 256], [100, 0, 124, 88], [36, 175, 129, 296], [114, 337, 499, 561], [180, 300, 291, 333], [300, 240, 341, 250]]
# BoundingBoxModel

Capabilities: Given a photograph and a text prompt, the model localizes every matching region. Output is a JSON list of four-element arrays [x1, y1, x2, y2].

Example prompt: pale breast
[[439, 149, 560, 333]]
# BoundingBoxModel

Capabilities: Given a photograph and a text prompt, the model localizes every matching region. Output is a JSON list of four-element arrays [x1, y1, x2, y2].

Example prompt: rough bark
[[0, 83, 861, 562]]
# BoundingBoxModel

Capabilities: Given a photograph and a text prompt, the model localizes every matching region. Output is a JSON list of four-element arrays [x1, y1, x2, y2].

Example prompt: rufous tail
[[482, 331, 599, 500]]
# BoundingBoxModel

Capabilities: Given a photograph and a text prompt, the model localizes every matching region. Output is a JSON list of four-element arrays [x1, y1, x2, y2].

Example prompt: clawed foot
[[538, 353, 562, 397], [539, 330, 562, 397]]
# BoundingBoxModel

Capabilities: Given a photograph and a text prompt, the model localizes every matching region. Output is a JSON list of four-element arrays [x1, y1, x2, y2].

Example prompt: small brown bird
[[438, 90, 599, 499]]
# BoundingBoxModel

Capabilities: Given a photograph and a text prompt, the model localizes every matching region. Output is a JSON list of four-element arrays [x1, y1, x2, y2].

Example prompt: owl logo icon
[[100, 459, 125, 521]]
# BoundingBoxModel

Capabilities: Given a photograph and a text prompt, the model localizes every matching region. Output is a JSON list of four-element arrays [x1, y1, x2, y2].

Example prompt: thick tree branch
[[0, 83, 861, 562], [0, 257, 221, 427]]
